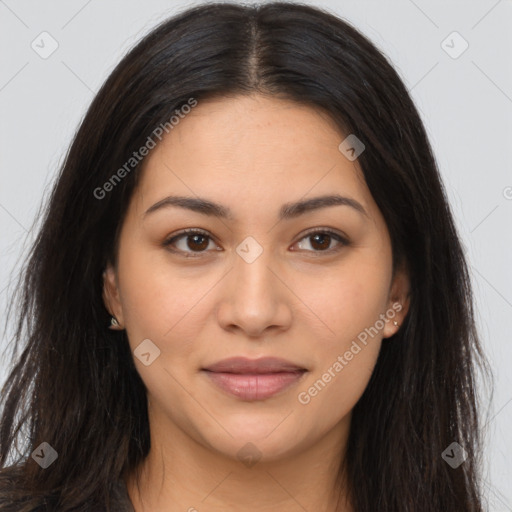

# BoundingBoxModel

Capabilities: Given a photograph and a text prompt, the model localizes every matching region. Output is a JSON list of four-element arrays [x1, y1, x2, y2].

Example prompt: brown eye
[[309, 233, 332, 251], [185, 233, 209, 251], [163, 228, 348, 257], [163, 229, 217, 256], [293, 229, 349, 253]]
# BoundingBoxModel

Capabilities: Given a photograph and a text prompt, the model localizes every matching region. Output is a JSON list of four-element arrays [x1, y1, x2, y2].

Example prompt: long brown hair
[[0, 2, 489, 510]]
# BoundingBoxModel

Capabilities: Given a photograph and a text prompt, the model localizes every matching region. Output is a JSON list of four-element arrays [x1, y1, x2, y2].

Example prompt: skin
[[103, 94, 410, 512]]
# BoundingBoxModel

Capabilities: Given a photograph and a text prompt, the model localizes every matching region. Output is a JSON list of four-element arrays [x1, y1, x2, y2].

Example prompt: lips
[[201, 357, 307, 401], [203, 356, 306, 374]]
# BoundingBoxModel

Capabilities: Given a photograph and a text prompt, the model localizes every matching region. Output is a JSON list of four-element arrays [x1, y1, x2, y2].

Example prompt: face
[[103, 94, 409, 463]]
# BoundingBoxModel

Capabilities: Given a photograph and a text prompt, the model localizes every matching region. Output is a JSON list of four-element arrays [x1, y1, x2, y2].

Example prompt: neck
[[124, 413, 353, 512]]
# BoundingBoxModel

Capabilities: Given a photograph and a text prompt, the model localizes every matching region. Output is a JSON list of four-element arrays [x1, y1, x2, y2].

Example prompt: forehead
[[131, 94, 373, 219], [159, 94, 348, 165]]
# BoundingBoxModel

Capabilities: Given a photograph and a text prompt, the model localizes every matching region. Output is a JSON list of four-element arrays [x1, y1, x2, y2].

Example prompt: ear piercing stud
[[109, 316, 123, 330]]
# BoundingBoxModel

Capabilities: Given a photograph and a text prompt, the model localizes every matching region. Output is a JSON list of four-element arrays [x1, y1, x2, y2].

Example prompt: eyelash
[[162, 227, 350, 258]]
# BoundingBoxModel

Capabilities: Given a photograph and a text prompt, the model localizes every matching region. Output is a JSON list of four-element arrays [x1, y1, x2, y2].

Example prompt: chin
[[200, 415, 310, 463]]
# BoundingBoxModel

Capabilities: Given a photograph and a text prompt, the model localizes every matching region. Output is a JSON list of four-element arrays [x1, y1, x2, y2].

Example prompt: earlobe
[[382, 265, 411, 339], [102, 264, 125, 329], [382, 299, 409, 339]]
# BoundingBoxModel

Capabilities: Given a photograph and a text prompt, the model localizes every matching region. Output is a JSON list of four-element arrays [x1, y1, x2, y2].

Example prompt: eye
[[162, 228, 220, 257], [162, 227, 349, 257], [292, 228, 349, 254]]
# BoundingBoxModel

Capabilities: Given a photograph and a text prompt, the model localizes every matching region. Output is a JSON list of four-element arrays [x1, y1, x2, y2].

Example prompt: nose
[[215, 245, 293, 339]]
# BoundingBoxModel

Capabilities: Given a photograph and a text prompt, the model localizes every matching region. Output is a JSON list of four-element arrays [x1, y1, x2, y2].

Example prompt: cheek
[[296, 338, 381, 434], [294, 257, 391, 344], [294, 270, 387, 418], [292, 255, 390, 419], [116, 240, 207, 356], [116, 253, 210, 405]]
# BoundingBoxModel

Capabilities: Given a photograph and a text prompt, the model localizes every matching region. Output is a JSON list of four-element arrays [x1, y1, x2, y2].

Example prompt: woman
[[0, 2, 489, 510]]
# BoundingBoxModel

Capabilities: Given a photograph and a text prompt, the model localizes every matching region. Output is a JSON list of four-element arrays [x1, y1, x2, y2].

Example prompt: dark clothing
[[0, 465, 136, 511], [111, 478, 136, 511]]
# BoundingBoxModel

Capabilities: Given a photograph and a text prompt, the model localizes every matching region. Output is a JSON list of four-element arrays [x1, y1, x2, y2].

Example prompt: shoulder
[[0, 466, 133, 511]]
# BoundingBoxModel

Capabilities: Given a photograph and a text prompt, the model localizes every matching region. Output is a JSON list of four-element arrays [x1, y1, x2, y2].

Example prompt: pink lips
[[202, 357, 307, 401]]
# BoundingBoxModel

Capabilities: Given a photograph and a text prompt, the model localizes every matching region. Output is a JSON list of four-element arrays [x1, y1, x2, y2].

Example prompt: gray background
[[1, 0, 511, 509]]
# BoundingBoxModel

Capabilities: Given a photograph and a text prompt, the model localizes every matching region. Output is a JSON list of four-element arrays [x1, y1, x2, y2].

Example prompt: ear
[[382, 263, 410, 339], [102, 263, 125, 327]]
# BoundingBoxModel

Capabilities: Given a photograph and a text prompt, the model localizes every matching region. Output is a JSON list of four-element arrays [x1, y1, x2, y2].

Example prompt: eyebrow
[[143, 194, 368, 220]]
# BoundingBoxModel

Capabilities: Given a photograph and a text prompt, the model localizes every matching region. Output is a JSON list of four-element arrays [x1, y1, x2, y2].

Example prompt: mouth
[[201, 357, 308, 401]]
